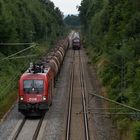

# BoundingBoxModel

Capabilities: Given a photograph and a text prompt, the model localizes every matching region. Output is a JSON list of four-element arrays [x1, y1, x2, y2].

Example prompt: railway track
[[65, 49, 75, 140], [10, 116, 44, 140], [65, 49, 90, 140], [79, 50, 90, 140]]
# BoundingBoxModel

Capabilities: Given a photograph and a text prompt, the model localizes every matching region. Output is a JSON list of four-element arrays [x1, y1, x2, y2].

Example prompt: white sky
[[51, 0, 82, 15]]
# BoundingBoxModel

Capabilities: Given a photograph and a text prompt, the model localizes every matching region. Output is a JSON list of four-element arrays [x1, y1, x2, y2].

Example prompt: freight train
[[72, 32, 81, 50], [18, 38, 69, 116]]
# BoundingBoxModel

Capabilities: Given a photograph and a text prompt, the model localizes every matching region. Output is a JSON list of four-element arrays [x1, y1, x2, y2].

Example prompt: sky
[[51, 0, 82, 15]]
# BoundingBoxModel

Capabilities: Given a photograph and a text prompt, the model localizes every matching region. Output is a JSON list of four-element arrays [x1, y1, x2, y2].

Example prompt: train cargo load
[[18, 37, 69, 116]]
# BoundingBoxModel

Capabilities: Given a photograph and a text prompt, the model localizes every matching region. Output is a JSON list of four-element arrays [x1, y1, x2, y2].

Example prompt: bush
[[133, 122, 140, 140]]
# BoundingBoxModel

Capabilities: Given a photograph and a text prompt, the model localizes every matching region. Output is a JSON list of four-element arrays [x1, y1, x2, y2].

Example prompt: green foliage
[[133, 122, 140, 140], [117, 118, 130, 134], [0, 0, 65, 119], [64, 15, 80, 28], [79, 0, 140, 138], [0, 0, 64, 53], [79, 0, 140, 105]]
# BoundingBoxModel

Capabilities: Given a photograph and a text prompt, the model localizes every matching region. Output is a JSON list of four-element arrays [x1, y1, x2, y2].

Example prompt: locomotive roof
[[20, 67, 51, 80]]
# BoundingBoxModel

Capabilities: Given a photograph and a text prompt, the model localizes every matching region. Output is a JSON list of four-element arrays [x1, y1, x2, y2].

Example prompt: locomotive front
[[72, 37, 81, 50], [18, 73, 50, 116]]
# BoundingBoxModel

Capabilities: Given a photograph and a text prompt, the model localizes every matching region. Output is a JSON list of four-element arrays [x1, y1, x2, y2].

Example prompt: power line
[[90, 93, 140, 112], [0, 63, 29, 101], [7, 55, 38, 60], [0, 43, 37, 62], [0, 43, 34, 46]]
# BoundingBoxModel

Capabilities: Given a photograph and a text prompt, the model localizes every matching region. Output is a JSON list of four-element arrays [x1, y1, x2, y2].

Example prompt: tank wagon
[[18, 38, 69, 116], [72, 32, 81, 50]]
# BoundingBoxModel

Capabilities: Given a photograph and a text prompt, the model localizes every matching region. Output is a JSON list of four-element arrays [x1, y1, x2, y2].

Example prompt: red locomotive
[[18, 38, 69, 116]]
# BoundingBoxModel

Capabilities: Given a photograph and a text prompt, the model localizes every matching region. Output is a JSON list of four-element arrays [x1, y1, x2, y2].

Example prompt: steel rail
[[65, 50, 75, 140], [32, 116, 44, 140], [12, 117, 26, 140], [11, 116, 44, 140], [79, 50, 90, 140]]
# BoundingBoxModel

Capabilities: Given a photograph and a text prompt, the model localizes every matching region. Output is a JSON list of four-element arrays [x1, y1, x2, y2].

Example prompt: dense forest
[[64, 15, 80, 28], [0, 0, 64, 53], [79, 0, 140, 139], [0, 0, 64, 118]]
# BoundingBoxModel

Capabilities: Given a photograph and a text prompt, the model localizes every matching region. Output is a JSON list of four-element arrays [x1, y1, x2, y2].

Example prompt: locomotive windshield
[[23, 80, 44, 94]]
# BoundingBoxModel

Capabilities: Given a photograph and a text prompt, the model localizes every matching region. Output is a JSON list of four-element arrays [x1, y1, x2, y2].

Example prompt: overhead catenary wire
[[0, 43, 37, 62], [90, 93, 140, 112], [0, 42, 41, 100], [0, 43, 34, 46], [7, 55, 38, 60], [0, 62, 29, 101]]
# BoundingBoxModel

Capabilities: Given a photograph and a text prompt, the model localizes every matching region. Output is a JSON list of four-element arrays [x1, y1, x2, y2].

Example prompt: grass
[[0, 89, 17, 119]]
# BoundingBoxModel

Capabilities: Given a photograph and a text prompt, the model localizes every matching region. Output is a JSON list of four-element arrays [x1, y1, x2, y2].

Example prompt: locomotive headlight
[[42, 96, 46, 101], [20, 96, 23, 101]]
